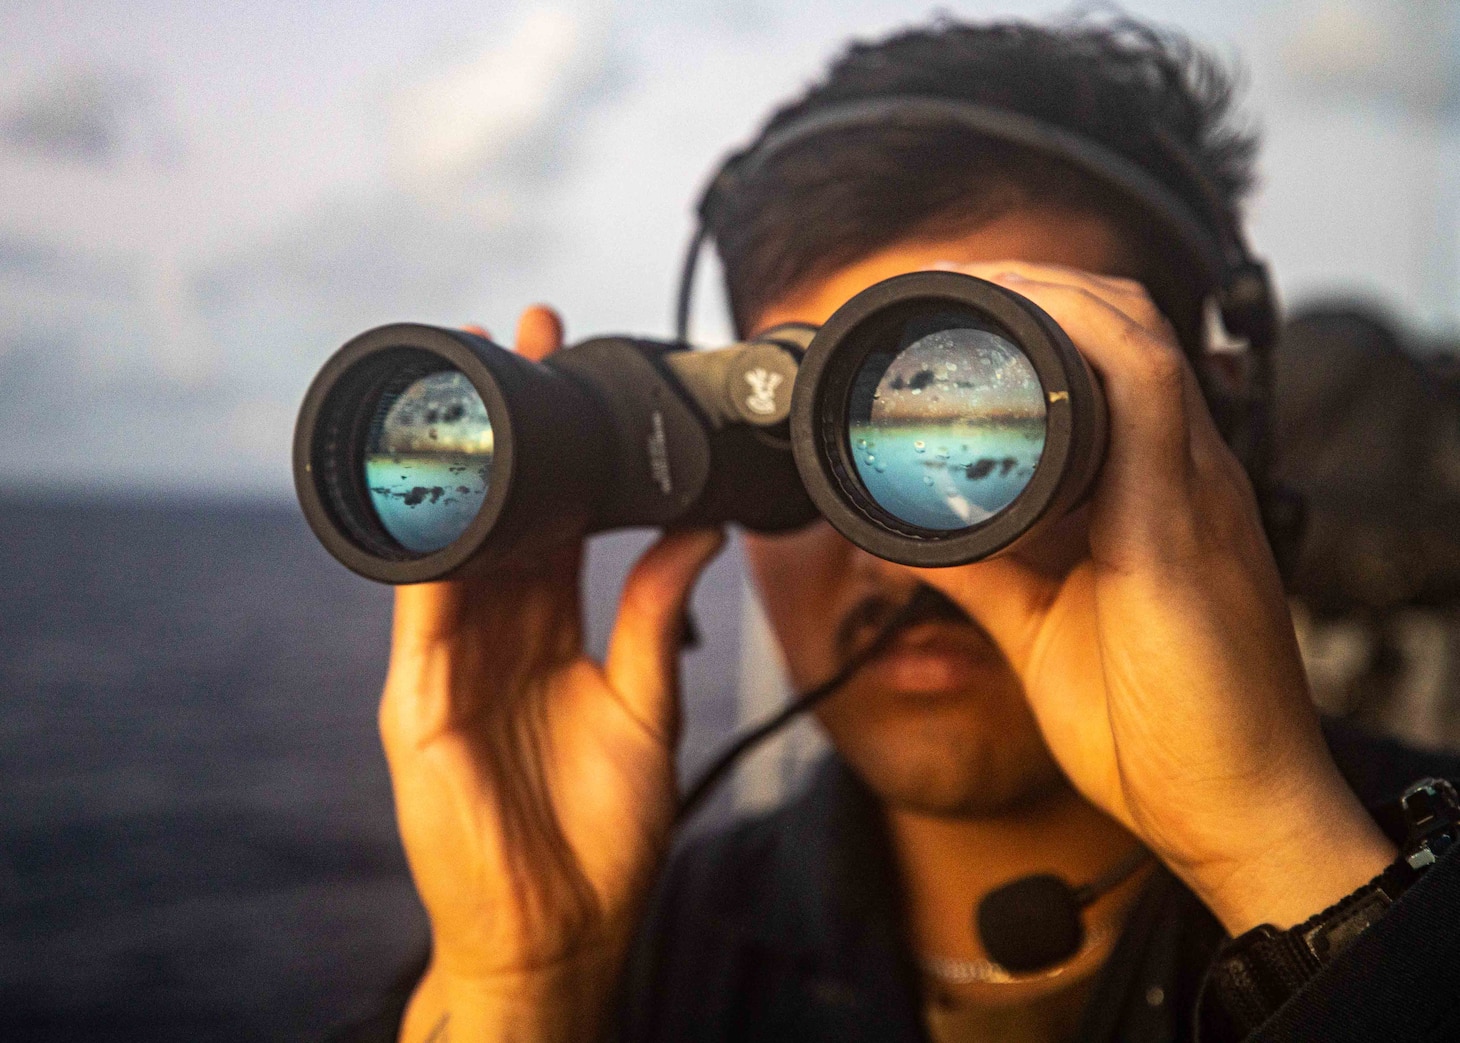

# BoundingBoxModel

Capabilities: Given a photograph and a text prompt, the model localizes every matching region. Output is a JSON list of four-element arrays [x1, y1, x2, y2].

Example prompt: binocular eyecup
[[293, 271, 1106, 583]]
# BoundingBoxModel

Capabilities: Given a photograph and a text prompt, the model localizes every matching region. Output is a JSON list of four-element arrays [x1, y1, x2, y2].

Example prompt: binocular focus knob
[[725, 341, 800, 426]]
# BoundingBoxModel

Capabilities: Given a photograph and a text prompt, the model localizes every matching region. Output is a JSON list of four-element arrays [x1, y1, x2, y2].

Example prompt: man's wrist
[[424, 946, 625, 1043], [1183, 787, 1396, 936]]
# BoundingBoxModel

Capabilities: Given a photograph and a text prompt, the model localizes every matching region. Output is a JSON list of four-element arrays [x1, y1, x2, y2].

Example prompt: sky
[[0, 0, 1455, 498]]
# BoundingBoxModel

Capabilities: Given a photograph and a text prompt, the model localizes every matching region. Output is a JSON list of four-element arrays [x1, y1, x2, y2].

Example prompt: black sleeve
[[1234, 839, 1460, 1042], [613, 824, 769, 1043], [614, 844, 693, 1043], [1196, 735, 1460, 1043]]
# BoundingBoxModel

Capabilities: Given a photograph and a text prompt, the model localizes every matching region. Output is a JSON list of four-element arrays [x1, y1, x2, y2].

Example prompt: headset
[[677, 97, 1276, 348], [674, 97, 1284, 505]]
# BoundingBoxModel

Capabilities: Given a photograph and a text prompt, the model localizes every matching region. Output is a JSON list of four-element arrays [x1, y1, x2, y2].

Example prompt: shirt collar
[[744, 753, 1221, 1043]]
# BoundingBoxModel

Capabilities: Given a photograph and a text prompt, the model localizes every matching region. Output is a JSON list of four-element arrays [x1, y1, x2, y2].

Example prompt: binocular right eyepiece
[[293, 271, 1106, 583]]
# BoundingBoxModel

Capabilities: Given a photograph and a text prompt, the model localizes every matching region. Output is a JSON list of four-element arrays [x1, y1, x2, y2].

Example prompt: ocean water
[[364, 452, 490, 552], [849, 419, 1045, 530], [846, 321, 1047, 531], [0, 497, 743, 1041]]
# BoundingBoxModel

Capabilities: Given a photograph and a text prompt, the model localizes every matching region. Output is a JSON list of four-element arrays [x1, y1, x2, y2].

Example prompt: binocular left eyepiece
[[293, 271, 1106, 583]]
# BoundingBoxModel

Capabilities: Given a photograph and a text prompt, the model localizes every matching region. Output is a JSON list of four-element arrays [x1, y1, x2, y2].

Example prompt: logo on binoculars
[[648, 410, 673, 495], [744, 367, 783, 417]]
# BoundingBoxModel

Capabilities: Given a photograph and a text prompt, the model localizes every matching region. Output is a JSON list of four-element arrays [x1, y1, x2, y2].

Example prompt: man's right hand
[[380, 305, 724, 1041]]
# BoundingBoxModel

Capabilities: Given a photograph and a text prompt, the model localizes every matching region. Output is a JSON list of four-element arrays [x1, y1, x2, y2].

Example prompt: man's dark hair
[[707, 15, 1259, 350]]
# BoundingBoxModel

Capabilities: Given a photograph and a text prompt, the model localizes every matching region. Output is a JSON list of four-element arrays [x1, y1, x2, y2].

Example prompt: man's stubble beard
[[819, 583, 1069, 819], [815, 673, 1070, 820]]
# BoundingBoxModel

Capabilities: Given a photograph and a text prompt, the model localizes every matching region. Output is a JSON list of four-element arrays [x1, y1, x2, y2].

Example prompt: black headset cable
[[675, 585, 945, 825]]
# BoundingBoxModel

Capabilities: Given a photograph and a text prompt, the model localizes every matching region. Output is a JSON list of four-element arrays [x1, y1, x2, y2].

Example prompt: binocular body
[[294, 271, 1106, 583]]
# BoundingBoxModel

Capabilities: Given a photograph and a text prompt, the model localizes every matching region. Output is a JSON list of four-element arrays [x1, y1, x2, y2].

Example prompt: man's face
[[743, 207, 1132, 819]]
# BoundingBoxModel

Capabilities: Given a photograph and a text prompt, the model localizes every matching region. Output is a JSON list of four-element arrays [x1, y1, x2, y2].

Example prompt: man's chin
[[813, 614, 1063, 817], [823, 718, 1067, 819], [887, 765, 1074, 818], [888, 763, 1070, 819]]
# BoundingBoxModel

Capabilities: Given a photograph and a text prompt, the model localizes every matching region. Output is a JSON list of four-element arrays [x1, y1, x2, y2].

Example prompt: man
[[371, 16, 1460, 1043]]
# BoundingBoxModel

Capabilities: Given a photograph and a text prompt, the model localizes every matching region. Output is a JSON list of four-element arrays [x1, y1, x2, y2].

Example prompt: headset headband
[[676, 96, 1275, 352]]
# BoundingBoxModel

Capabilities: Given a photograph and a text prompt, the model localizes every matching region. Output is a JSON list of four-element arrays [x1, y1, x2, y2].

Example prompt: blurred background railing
[[2, 1, 1458, 1039]]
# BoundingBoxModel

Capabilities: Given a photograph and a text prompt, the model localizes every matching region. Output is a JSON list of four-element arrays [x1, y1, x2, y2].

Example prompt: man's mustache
[[833, 583, 975, 661]]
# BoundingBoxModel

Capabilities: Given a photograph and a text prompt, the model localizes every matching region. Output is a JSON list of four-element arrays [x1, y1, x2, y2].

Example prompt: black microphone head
[[976, 874, 1084, 974]]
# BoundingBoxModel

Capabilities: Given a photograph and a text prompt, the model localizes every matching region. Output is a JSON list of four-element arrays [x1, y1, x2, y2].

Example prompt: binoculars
[[294, 270, 1106, 583]]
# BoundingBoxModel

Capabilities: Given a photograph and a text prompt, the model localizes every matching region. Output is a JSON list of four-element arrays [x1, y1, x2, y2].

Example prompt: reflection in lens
[[364, 370, 493, 553], [847, 316, 1046, 531]]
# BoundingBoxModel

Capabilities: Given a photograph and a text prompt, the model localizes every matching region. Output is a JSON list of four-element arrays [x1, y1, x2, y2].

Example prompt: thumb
[[604, 528, 725, 741], [514, 304, 565, 362]]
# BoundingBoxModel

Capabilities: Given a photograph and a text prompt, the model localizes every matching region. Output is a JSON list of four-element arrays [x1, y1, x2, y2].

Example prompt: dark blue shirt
[[618, 722, 1460, 1043]]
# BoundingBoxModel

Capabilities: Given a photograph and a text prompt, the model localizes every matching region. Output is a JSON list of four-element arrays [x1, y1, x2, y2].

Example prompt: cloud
[[0, 2, 635, 496], [0, 233, 216, 389], [0, 233, 137, 299], [193, 189, 546, 341], [225, 398, 297, 461], [385, 5, 618, 198], [1279, 0, 1449, 110], [0, 68, 177, 167], [143, 250, 215, 385], [0, 4, 729, 498], [194, 2, 630, 364]]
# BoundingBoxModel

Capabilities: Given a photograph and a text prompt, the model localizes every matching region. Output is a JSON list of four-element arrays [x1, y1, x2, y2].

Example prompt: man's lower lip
[[860, 645, 985, 694]]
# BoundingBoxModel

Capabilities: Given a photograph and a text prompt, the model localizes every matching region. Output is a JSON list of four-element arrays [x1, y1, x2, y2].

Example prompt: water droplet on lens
[[936, 447, 949, 459], [913, 440, 926, 452], [856, 438, 868, 448], [865, 454, 875, 464], [923, 475, 934, 486], [875, 462, 887, 473]]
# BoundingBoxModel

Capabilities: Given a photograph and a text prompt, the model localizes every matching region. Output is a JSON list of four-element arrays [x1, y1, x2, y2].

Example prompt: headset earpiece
[[1218, 259, 1278, 353]]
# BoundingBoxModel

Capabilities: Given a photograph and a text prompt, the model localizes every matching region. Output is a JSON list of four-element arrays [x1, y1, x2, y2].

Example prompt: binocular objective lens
[[363, 370, 494, 553], [847, 319, 1047, 532]]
